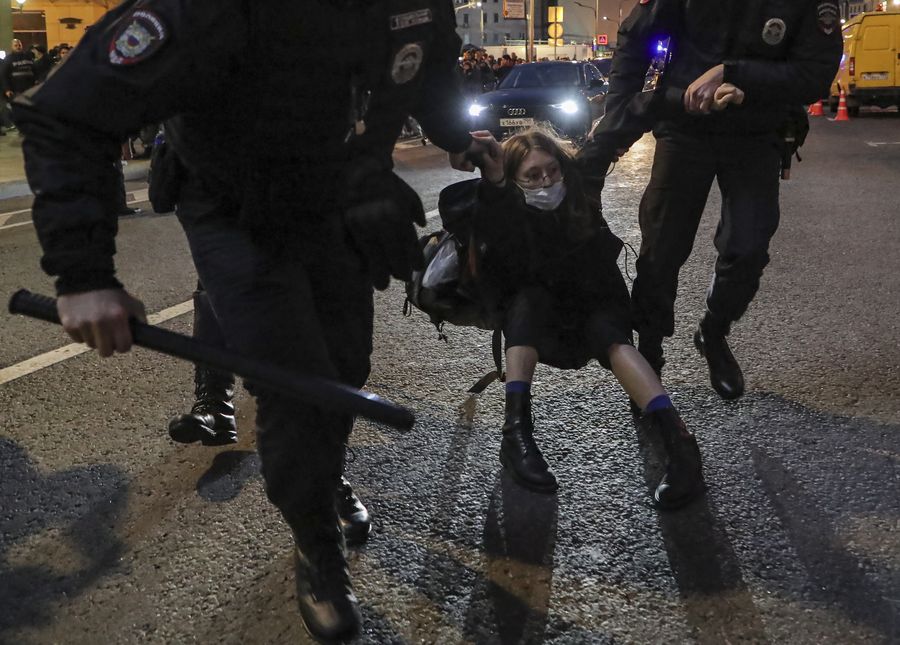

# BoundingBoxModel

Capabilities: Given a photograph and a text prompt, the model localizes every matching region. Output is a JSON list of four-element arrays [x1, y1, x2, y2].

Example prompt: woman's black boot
[[499, 391, 558, 493], [649, 407, 706, 510]]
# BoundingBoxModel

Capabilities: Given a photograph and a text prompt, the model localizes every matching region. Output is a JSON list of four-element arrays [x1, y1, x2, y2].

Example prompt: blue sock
[[644, 394, 673, 414], [506, 381, 531, 395]]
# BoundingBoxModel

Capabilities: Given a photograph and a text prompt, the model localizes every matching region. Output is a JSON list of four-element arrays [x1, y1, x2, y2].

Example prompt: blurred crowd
[[458, 48, 592, 97], [1, 38, 70, 135], [458, 48, 526, 97]]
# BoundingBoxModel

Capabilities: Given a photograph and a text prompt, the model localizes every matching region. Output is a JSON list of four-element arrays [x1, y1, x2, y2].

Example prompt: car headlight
[[552, 100, 579, 114], [468, 104, 488, 117]]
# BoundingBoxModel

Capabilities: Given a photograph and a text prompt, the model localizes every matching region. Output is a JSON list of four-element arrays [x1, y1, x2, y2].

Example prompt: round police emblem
[[109, 10, 167, 65], [391, 43, 424, 85], [761, 18, 786, 46]]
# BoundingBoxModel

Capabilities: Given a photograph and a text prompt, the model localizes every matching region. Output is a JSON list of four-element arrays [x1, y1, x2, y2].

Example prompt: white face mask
[[517, 180, 567, 211]]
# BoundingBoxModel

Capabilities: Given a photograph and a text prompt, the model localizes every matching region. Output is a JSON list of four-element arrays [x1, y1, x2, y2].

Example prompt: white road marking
[[0, 220, 34, 231], [0, 208, 31, 227], [0, 189, 152, 232], [865, 141, 900, 147], [0, 298, 194, 387]]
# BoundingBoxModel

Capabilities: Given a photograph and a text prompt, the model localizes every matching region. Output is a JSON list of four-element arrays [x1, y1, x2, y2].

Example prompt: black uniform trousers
[[631, 128, 782, 339], [176, 175, 374, 532]]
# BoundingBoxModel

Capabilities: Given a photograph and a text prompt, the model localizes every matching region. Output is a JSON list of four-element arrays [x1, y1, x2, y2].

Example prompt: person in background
[[1, 38, 34, 133], [31, 44, 53, 83]]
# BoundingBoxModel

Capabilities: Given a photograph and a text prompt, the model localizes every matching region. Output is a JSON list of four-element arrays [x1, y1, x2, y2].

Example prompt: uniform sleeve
[[576, 0, 682, 174], [723, 0, 842, 105], [410, 1, 472, 154], [12, 0, 245, 295]]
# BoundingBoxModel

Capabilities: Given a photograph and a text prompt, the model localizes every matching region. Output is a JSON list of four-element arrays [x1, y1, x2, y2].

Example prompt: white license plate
[[862, 72, 889, 81], [500, 117, 535, 127]]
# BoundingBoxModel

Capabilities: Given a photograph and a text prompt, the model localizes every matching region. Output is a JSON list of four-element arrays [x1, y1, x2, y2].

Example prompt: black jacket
[[578, 0, 843, 171], [473, 178, 626, 319], [2, 51, 35, 95], [13, 0, 471, 295]]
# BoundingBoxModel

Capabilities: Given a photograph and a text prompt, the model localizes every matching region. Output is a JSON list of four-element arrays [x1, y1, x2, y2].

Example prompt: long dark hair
[[501, 126, 595, 239]]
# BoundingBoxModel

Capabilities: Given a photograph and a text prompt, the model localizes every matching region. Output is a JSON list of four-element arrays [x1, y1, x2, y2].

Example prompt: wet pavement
[[0, 116, 898, 644]]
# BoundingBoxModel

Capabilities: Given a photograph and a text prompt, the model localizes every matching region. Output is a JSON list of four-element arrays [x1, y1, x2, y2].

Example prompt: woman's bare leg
[[608, 343, 666, 411], [506, 345, 539, 383]]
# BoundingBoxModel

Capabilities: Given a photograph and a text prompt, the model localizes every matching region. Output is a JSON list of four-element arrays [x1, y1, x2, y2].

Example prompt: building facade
[[3, 0, 119, 53], [454, 0, 536, 48]]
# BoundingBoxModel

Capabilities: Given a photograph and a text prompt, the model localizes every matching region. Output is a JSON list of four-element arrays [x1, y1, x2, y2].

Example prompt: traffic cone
[[834, 89, 850, 121], [808, 100, 824, 116]]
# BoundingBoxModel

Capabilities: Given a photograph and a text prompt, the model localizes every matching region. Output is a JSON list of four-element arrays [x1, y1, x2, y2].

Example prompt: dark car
[[591, 57, 613, 78], [467, 61, 608, 143]]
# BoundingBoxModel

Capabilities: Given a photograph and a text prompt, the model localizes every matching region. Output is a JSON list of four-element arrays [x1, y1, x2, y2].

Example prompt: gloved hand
[[344, 169, 426, 290]]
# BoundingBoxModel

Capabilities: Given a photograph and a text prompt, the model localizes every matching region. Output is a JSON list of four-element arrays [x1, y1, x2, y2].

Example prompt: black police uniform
[[578, 0, 841, 394], [1, 49, 35, 96], [13, 1, 472, 640]]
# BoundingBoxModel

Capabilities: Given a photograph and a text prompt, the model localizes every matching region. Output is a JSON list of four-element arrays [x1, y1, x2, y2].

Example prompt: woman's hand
[[469, 130, 505, 185]]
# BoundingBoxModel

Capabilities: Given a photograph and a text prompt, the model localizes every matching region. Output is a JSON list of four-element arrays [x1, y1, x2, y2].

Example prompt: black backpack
[[403, 179, 505, 381]]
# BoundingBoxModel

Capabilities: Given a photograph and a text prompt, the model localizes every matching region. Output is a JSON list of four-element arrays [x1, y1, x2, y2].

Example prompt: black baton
[[9, 289, 414, 431]]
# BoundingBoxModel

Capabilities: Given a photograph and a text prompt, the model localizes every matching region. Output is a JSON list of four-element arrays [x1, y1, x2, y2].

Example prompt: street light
[[454, 0, 484, 47], [572, 0, 599, 45]]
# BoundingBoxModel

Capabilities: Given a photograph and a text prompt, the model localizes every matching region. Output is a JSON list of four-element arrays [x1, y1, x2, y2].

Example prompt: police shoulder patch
[[109, 9, 168, 65], [816, 1, 839, 35]]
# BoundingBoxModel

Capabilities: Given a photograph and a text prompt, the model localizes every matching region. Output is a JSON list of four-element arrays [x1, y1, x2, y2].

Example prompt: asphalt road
[[0, 118, 897, 644]]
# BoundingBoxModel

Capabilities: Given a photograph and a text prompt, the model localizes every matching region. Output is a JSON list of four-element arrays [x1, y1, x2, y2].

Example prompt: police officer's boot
[[694, 311, 745, 400], [499, 391, 558, 493], [648, 407, 706, 510], [630, 332, 665, 415], [167, 366, 238, 445], [293, 514, 361, 642], [336, 476, 371, 547]]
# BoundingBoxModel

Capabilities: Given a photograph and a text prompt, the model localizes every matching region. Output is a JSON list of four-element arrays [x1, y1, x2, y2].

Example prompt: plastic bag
[[422, 235, 460, 289]]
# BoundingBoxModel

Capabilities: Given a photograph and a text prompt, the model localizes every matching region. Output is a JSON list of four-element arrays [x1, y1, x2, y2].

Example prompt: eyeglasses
[[517, 164, 563, 189]]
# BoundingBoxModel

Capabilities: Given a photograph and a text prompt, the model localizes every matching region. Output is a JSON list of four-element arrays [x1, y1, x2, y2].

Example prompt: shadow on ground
[[0, 437, 128, 638]]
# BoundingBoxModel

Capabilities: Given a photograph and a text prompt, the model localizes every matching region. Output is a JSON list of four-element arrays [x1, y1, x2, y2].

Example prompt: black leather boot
[[336, 476, 371, 547], [694, 311, 745, 400], [294, 517, 361, 643], [499, 391, 558, 493], [648, 407, 706, 510], [168, 366, 237, 445]]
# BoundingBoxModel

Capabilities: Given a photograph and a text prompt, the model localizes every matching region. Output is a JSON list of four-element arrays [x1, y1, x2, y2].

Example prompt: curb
[[0, 160, 151, 201]]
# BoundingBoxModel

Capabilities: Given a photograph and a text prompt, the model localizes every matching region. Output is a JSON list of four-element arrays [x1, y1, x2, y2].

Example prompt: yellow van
[[829, 11, 900, 116]]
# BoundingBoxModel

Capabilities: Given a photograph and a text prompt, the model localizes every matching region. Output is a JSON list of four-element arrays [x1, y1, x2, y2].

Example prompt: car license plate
[[862, 72, 889, 81], [500, 118, 535, 127]]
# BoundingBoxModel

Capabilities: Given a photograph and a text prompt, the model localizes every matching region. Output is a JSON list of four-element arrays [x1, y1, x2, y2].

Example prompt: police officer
[[166, 281, 373, 547], [2, 38, 35, 99], [14, 1, 484, 641], [578, 0, 841, 400]]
